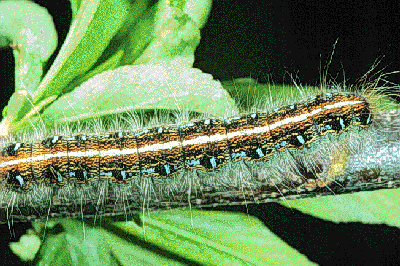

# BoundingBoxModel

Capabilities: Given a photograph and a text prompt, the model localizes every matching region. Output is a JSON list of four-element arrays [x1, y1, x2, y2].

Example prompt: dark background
[[0, 1, 399, 265], [195, 1, 399, 85]]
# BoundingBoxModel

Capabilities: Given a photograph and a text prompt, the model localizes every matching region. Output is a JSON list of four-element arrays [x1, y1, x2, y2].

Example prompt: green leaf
[[114, 209, 316, 265], [0, 0, 214, 135], [0, 0, 57, 122], [281, 189, 400, 226], [62, 49, 124, 94], [16, 63, 237, 131], [88, 0, 151, 69], [30, 211, 315, 265], [0, 1, 57, 62], [31, 219, 191, 266], [32, 0, 130, 105], [121, 0, 210, 66], [34, 221, 117, 266]]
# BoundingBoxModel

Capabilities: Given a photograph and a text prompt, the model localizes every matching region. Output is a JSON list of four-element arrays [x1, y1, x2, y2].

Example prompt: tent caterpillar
[[0, 88, 399, 224]]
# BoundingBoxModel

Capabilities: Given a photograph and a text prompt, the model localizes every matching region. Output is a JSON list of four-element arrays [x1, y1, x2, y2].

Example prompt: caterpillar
[[0, 88, 399, 224]]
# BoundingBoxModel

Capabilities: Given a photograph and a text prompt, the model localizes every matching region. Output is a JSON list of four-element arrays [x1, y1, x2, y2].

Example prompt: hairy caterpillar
[[0, 87, 399, 224]]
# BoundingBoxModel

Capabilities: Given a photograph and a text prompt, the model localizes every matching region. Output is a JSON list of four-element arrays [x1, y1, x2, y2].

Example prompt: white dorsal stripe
[[0, 100, 363, 168]]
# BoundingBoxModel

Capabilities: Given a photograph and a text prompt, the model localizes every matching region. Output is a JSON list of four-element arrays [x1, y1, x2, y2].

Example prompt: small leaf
[[9, 231, 41, 262], [121, 0, 210, 66], [0, 0, 57, 123]]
